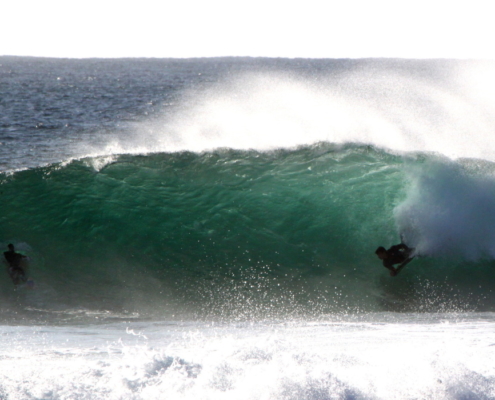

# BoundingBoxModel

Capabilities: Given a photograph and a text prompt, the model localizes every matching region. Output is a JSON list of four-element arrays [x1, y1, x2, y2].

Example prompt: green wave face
[[2, 144, 495, 319]]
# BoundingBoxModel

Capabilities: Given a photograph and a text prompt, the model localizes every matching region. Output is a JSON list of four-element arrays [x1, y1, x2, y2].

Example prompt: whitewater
[[1, 56, 495, 399]]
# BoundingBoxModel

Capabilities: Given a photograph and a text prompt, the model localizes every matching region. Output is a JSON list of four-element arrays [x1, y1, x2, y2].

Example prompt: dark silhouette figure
[[4, 244, 27, 284], [375, 243, 414, 277]]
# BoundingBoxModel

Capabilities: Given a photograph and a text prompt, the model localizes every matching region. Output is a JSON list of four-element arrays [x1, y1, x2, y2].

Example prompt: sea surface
[[1, 56, 495, 399]]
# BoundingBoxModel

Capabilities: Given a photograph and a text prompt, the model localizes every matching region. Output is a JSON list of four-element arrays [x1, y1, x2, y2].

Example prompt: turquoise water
[[3, 144, 495, 320]]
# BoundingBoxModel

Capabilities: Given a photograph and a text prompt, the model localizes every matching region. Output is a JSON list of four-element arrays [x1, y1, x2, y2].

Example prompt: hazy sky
[[2, 0, 494, 59]]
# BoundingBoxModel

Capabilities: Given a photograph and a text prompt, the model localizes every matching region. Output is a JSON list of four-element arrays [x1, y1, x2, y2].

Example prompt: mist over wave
[[94, 60, 495, 163], [3, 57, 495, 167]]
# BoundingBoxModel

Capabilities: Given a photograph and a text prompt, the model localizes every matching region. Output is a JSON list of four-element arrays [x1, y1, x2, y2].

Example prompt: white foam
[[1, 316, 494, 399]]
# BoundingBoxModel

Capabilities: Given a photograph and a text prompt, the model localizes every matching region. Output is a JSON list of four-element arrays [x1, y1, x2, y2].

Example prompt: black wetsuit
[[382, 244, 412, 270], [4, 250, 26, 283]]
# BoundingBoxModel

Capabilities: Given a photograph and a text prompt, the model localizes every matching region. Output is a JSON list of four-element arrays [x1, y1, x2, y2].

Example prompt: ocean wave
[[2, 144, 495, 318]]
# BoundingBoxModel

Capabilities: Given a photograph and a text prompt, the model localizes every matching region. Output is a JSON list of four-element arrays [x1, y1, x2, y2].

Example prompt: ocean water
[[1, 56, 495, 399]]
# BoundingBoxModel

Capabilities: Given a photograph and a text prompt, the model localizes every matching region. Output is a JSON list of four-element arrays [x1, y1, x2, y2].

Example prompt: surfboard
[[395, 257, 414, 275]]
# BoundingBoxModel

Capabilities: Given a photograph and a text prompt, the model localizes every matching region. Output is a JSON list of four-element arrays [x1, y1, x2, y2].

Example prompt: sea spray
[[395, 156, 495, 259]]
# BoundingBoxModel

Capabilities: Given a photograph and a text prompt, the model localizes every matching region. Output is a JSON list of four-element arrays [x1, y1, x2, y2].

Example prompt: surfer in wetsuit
[[375, 243, 413, 277], [4, 244, 27, 284]]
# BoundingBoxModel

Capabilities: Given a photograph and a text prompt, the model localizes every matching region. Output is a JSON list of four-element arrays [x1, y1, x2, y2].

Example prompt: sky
[[2, 0, 495, 59]]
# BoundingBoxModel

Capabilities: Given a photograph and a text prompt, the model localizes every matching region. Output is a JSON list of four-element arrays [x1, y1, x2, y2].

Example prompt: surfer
[[375, 242, 414, 277], [3, 244, 27, 284]]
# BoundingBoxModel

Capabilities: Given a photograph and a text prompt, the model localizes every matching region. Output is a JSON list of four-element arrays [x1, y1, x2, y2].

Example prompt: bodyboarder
[[4, 244, 28, 284], [375, 242, 414, 277]]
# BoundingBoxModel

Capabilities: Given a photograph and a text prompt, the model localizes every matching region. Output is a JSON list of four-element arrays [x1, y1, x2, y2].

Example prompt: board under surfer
[[375, 242, 414, 277], [3, 243, 28, 285]]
